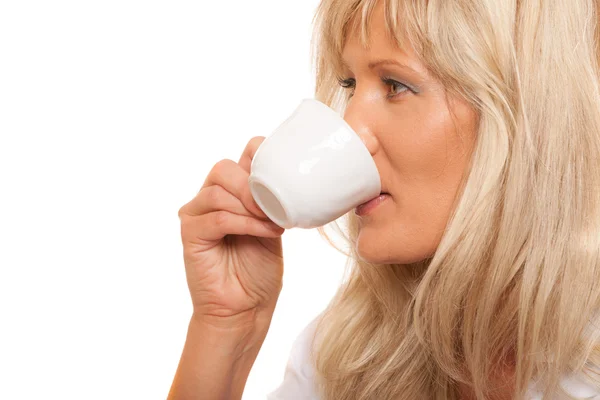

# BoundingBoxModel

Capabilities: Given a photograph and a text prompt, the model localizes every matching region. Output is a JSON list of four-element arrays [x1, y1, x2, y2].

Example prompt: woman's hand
[[177, 136, 285, 329]]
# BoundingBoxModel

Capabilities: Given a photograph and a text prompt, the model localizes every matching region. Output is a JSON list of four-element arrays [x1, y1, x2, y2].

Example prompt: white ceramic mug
[[248, 98, 381, 229]]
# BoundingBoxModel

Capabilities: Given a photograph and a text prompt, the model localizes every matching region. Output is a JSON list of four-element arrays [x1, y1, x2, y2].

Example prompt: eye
[[382, 77, 410, 98], [336, 77, 355, 98], [337, 77, 356, 97], [336, 76, 411, 99]]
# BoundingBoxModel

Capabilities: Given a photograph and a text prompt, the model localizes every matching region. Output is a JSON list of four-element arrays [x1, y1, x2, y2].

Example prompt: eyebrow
[[341, 58, 420, 74]]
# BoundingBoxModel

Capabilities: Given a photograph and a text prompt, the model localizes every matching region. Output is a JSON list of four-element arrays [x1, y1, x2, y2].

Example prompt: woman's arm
[[167, 313, 270, 400]]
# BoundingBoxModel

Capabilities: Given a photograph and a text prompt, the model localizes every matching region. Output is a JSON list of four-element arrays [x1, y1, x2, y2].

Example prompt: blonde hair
[[309, 0, 600, 398]]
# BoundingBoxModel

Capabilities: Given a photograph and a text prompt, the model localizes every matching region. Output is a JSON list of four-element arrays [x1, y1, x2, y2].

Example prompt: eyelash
[[336, 76, 411, 99]]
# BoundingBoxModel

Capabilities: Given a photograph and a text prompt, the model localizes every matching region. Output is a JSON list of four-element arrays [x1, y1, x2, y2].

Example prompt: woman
[[168, 0, 600, 398]]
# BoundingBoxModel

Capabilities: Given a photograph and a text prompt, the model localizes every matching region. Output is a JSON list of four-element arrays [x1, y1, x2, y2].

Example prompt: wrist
[[193, 305, 275, 333], [168, 312, 269, 400], [190, 311, 271, 357], [189, 312, 270, 400]]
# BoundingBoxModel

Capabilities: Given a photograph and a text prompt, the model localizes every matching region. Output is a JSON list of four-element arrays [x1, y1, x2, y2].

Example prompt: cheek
[[386, 107, 462, 179], [382, 95, 478, 198], [389, 105, 474, 224]]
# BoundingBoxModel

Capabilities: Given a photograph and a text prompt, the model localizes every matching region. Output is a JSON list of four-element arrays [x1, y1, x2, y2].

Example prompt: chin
[[354, 226, 435, 265]]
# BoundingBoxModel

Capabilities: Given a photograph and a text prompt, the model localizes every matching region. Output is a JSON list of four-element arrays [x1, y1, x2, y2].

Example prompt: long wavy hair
[[309, 0, 600, 398]]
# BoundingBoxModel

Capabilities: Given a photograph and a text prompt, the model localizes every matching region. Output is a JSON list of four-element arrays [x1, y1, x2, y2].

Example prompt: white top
[[266, 318, 600, 399]]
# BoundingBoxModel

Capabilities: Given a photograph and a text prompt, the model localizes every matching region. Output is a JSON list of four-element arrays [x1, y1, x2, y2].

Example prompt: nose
[[343, 101, 380, 156]]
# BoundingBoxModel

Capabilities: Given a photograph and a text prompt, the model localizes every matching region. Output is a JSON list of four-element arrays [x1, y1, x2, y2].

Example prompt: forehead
[[340, 4, 420, 73], [343, 2, 394, 53], [342, 22, 402, 63]]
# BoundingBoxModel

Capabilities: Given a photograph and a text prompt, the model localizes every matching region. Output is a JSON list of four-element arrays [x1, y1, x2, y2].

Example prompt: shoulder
[[526, 317, 600, 399], [267, 316, 600, 399], [526, 369, 600, 399], [266, 316, 321, 400]]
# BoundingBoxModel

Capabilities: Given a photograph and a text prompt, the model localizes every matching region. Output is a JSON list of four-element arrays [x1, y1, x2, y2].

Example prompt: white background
[[0, 1, 348, 399]]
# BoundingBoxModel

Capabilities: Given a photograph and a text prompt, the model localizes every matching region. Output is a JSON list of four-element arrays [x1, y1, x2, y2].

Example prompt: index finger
[[238, 136, 266, 173]]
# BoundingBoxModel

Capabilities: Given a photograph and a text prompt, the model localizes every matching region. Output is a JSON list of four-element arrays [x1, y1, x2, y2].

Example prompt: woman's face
[[342, 4, 479, 264]]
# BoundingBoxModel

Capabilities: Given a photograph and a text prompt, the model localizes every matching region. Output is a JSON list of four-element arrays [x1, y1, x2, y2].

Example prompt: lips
[[355, 192, 390, 216]]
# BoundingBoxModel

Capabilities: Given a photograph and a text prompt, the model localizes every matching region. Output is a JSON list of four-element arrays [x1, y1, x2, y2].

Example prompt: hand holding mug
[[178, 137, 285, 327]]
